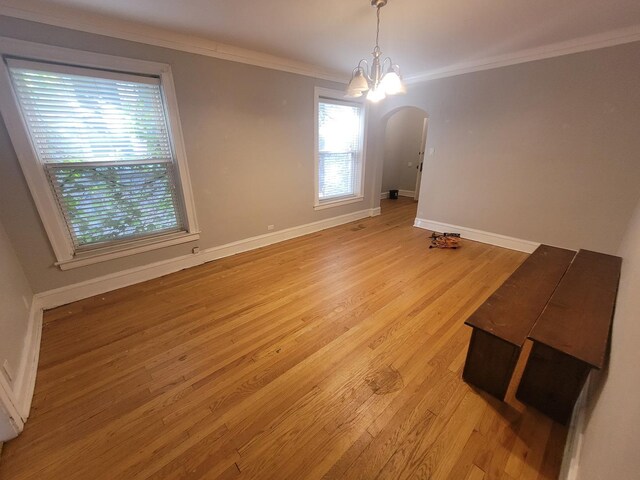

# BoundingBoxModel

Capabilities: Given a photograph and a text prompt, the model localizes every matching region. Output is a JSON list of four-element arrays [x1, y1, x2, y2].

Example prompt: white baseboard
[[0, 375, 23, 441], [380, 190, 415, 200], [36, 207, 380, 310], [0, 297, 41, 440], [12, 299, 43, 421], [414, 218, 539, 253], [559, 375, 590, 480]]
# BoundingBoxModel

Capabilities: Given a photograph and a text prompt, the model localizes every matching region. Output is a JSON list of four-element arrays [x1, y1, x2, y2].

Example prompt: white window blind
[[317, 98, 364, 201], [7, 59, 185, 249]]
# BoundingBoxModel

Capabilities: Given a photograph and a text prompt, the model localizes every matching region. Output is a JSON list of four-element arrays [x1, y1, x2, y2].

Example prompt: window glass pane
[[47, 162, 181, 248], [318, 100, 363, 200], [318, 152, 355, 199], [8, 61, 185, 250], [9, 65, 172, 164]]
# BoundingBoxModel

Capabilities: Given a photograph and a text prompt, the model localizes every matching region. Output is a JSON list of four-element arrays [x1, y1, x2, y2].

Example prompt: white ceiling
[[1, 0, 639, 80]]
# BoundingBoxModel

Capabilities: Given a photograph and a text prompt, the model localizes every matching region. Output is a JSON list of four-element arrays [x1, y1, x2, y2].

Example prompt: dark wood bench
[[462, 244, 576, 399], [516, 249, 621, 424]]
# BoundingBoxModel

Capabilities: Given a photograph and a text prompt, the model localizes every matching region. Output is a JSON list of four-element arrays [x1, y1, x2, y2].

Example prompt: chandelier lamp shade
[[346, 0, 406, 102]]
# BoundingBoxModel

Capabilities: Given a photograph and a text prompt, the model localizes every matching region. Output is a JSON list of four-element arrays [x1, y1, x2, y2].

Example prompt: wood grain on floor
[[0, 198, 567, 479]]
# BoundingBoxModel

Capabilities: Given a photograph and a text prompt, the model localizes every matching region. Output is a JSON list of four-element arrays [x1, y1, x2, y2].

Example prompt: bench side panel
[[462, 329, 521, 399]]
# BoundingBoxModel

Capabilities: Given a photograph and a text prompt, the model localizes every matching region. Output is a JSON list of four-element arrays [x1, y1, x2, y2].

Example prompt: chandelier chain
[[375, 6, 381, 50]]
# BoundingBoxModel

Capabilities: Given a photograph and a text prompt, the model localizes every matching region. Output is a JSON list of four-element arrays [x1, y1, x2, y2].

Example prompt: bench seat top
[[465, 244, 576, 347], [529, 249, 621, 369]]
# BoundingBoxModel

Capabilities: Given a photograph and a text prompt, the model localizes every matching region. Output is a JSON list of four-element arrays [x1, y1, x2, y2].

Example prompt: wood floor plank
[[0, 198, 567, 480], [340, 370, 457, 480], [467, 465, 487, 480], [446, 431, 487, 480], [408, 390, 488, 480], [504, 410, 553, 479], [473, 399, 523, 480], [536, 423, 568, 480]]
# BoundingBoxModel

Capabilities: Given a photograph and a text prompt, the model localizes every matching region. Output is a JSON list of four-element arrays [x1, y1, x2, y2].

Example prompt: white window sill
[[314, 196, 364, 211], [56, 231, 200, 270]]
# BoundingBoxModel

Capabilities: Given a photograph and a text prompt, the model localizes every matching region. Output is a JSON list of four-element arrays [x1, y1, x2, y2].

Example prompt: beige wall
[[0, 16, 381, 293], [381, 107, 426, 193], [576, 196, 640, 479], [0, 218, 32, 393], [372, 41, 640, 254]]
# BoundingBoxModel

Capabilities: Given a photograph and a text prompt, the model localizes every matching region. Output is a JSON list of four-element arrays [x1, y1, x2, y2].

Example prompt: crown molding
[[0, 3, 348, 84], [1, 2, 638, 87], [405, 24, 640, 84]]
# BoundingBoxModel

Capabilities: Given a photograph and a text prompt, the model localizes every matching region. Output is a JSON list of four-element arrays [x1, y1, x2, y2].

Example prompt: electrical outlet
[[2, 360, 13, 383], [408, 162, 413, 167], [267, 225, 275, 231]]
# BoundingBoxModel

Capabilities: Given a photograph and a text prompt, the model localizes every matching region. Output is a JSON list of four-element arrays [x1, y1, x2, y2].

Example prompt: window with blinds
[[7, 59, 185, 250], [316, 97, 365, 202]]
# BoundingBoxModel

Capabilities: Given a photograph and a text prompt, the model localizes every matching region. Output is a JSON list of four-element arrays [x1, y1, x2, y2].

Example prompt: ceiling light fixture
[[346, 0, 406, 102]]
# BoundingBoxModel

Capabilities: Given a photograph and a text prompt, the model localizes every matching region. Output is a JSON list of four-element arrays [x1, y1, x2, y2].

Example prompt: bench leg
[[462, 329, 520, 400], [516, 342, 591, 424]]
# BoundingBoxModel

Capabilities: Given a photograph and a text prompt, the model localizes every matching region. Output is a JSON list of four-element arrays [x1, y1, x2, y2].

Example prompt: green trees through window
[[8, 61, 185, 249]]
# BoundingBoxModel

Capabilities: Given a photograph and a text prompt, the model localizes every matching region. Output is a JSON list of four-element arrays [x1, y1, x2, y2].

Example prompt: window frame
[[0, 37, 200, 270], [313, 87, 367, 210]]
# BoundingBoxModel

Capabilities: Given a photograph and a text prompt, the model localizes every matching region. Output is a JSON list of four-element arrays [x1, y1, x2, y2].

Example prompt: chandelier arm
[[355, 59, 374, 82], [346, 0, 403, 101]]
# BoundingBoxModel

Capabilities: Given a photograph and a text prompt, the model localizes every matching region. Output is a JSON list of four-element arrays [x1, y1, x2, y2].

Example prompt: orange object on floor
[[429, 232, 461, 249]]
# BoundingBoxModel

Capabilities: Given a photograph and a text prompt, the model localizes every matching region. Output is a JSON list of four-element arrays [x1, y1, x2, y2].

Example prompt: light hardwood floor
[[0, 198, 567, 479]]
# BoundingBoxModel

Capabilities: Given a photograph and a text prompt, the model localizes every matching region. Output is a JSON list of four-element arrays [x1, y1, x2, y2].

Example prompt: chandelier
[[346, 0, 406, 102]]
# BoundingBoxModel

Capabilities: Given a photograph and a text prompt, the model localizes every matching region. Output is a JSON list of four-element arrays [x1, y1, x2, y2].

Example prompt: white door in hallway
[[414, 118, 428, 201]]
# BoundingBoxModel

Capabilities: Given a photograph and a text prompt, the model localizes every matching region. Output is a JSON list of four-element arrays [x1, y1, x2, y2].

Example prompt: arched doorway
[[380, 107, 428, 208]]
